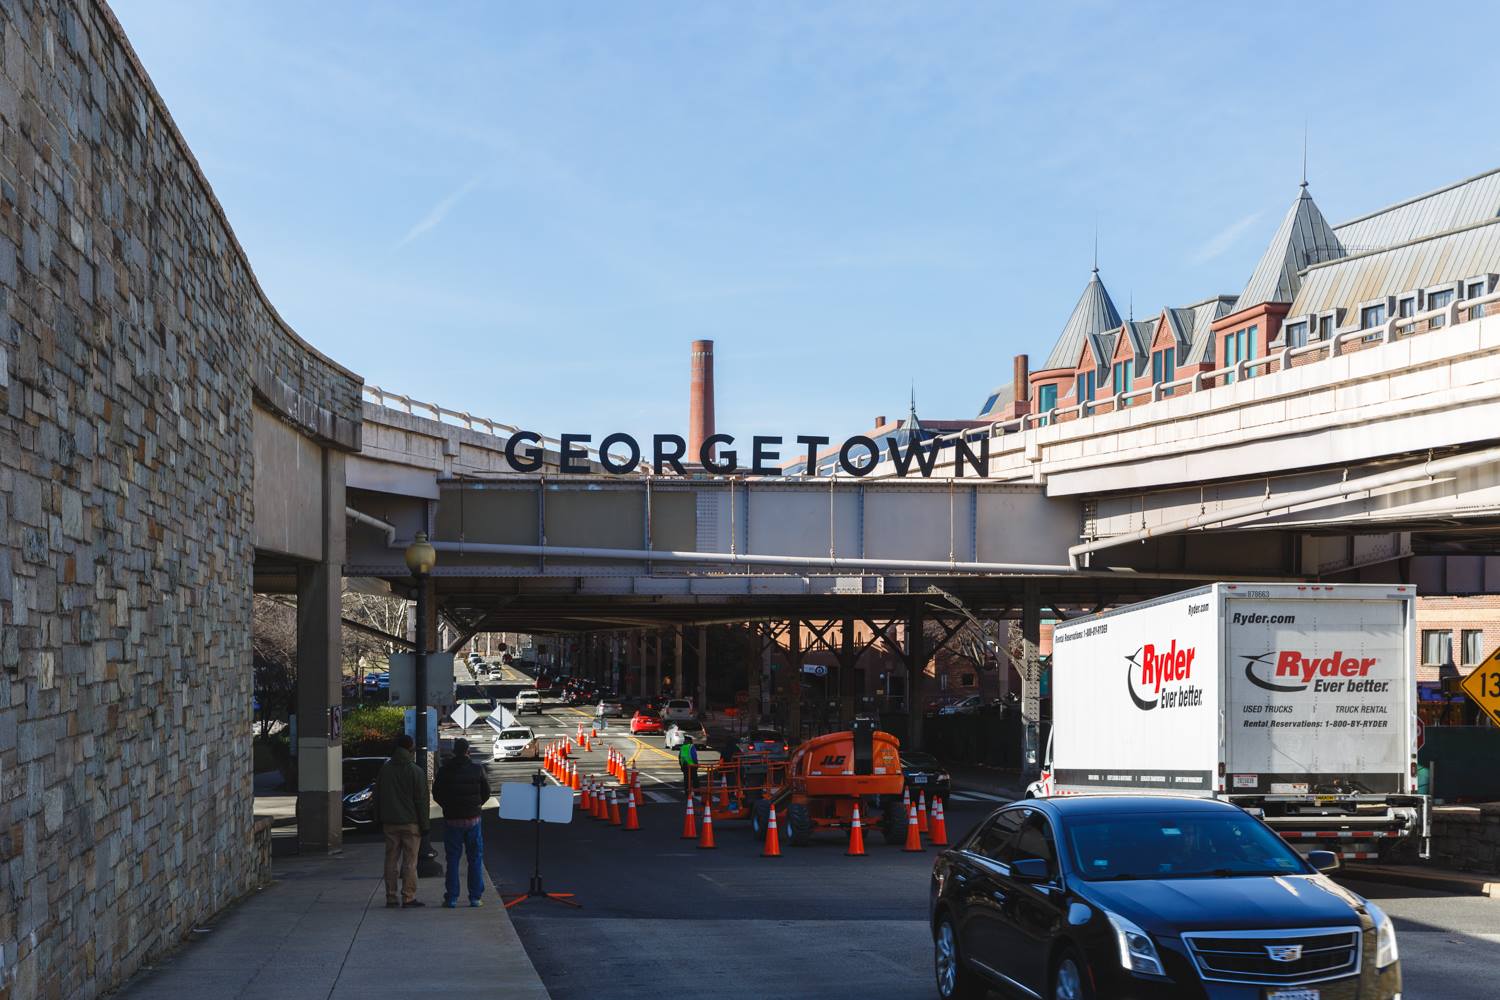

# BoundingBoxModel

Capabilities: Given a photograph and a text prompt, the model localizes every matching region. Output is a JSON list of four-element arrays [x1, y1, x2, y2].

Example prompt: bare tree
[[252, 596, 298, 735], [342, 589, 412, 686]]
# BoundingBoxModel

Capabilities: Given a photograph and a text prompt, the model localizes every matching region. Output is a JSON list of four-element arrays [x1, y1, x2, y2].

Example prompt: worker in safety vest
[[677, 737, 698, 795]]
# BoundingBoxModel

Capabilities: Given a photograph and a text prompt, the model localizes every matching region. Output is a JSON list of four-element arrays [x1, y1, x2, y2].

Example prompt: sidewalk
[[112, 838, 549, 1000]]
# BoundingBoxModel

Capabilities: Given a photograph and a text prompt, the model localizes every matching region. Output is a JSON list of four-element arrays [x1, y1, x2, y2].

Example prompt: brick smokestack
[[688, 339, 715, 464], [1014, 354, 1030, 404]]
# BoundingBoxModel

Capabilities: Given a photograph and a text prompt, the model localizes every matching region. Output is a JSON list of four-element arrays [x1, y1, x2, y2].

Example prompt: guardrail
[[924, 287, 1500, 449]]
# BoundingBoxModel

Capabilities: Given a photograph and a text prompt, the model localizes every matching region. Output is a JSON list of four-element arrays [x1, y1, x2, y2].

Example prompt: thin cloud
[[394, 176, 483, 249], [1191, 211, 1261, 264]]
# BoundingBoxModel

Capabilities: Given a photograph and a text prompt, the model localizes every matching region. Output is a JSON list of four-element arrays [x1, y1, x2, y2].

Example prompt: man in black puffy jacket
[[432, 739, 493, 908]]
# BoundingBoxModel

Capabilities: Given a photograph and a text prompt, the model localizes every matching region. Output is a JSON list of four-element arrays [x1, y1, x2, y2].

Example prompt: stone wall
[[1429, 804, 1500, 873], [0, 2, 360, 998]]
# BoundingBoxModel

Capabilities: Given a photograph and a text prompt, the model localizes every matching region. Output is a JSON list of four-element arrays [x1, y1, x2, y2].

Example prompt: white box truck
[[1027, 582, 1429, 860]]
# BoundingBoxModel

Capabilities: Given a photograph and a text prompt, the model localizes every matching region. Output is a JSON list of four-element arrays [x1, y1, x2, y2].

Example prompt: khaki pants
[[383, 823, 422, 903]]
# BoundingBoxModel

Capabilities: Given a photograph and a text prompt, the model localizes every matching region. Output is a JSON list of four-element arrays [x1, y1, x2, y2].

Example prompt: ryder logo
[[1243, 650, 1386, 693], [1124, 642, 1203, 712]]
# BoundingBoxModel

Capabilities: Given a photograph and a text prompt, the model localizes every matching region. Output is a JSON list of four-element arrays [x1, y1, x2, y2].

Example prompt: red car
[[630, 710, 663, 735]]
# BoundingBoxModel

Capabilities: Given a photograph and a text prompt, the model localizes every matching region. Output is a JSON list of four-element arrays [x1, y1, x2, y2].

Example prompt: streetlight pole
[[404, 532, 442, 877]]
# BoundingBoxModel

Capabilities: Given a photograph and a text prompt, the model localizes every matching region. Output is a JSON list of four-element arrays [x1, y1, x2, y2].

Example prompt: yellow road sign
[[1459, 646, 1500, 727]]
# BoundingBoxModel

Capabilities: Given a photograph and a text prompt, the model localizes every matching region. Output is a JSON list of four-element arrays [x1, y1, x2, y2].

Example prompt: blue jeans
[[443, 823, 486, 904]]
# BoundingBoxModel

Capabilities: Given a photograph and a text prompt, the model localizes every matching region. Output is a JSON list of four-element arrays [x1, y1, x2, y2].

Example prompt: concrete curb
[[1340, 863, 1500, 897]]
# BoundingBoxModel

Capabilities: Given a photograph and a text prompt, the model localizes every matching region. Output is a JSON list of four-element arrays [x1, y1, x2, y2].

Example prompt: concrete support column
[[652, 630, 664, 696], [674, 626, 684, 699], [296, 449, 346, 853], [787, 622, 804, 740], [905, 607, 927, 751], [697, 626, 708, 707], [1022, 581, 1042, 780]]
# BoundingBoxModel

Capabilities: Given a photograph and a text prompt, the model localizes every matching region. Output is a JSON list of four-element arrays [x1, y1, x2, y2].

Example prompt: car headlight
[[1105, 911, 1165, 977], [345, 787, 372, 804], [1367, 902, 1399, 969]]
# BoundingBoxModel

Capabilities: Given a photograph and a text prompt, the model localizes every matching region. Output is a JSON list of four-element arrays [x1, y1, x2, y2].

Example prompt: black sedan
[[931, 795, 1401, 999], [341, 755, 389, 827], [900, 751, 951, 802]]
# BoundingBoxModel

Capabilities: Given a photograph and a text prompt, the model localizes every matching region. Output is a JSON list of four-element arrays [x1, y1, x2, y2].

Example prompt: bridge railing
[[916, 287, 1500, 456]]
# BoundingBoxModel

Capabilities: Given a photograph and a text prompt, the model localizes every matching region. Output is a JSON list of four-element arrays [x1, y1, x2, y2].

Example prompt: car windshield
[[1065, 812, 1310, 881], [498, 729, 532, 741], [635, 712, 659, 720], [902, 752, 939, 768], [667, 700, 690, 709]]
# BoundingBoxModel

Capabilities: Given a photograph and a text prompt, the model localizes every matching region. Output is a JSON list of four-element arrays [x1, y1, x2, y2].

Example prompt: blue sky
[[115, 1, 1500, 451]]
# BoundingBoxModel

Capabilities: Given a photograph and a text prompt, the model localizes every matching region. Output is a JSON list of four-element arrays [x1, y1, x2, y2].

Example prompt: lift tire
[[750, 798, 771, 839], [881, 799, 907, 844], [786, 803, 814, 846]]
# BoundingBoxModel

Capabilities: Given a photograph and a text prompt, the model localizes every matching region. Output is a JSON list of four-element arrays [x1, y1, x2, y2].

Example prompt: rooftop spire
[[1301, 122, 1309, 190], [1092, 222, 1099, 275]]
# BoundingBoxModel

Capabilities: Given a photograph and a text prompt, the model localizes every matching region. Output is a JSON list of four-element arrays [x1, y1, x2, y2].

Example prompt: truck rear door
[[1224, 594, 1409, 795]]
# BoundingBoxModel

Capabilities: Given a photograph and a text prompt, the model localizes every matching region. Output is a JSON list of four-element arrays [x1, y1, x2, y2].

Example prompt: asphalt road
[[449, 690, 1500, 1000]]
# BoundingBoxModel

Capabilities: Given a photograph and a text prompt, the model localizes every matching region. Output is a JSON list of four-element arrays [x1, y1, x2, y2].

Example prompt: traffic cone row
[[929, 795, 948, 846]]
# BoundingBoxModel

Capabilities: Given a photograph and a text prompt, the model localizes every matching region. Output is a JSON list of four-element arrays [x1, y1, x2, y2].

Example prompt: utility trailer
[[1028, 582, 1429, 861]]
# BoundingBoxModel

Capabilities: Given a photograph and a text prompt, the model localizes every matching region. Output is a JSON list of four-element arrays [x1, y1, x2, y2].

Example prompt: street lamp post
[[404, 532, 442, 877]]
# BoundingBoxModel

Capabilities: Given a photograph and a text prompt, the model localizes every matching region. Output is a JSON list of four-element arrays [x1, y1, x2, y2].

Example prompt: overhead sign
[[1459, 647, 1500, 727], [498, 429, 994, 478], [450, 703, 478, 730]]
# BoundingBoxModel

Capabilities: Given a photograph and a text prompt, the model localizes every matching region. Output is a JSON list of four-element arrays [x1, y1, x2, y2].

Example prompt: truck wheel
[[786, 803, 814, 846], [750, 798, 770, 838], [881, 799, 907, 844]]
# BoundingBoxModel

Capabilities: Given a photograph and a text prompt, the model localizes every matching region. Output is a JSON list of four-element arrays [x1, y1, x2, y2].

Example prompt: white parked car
[[660, 698, 696, 723], [515, 689, 542, 714], [491, 726, 540, 761], [663, 720, 708, 750]]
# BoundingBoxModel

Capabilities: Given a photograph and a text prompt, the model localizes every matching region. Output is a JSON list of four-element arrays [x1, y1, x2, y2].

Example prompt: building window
[[1151, 347, 1176, 385], [1285, 320, 1309, 348], [961, 672, 976, 687], [1075, 370, 1095, 404], [981, 393, 999, 414], [1428, 287, 1455, 328], [1422, 629, 1453, 666], [1360, 304, 1386, 328], [1112, 360, 1131, 398], [1467, 279, 1489, 318], [1463, 630, 1484, 666], [1224, 326, 1258, 383], [1037, 383, 1058, 413], [1398, 296, 1415, 320], [1317, 314, 1334, 340]]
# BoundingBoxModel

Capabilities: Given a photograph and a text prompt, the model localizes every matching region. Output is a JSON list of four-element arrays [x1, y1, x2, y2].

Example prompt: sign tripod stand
[[501, 771, 581, 910]]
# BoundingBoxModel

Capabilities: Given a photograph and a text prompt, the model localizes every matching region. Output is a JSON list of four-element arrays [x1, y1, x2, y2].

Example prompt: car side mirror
[[1307, 850, 1341, 873], [1010, 857, 1052, 883]]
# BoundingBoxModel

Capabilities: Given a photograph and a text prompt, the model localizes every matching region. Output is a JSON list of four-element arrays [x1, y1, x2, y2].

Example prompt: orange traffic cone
[[681, 796, 698, 839], [717, 778, 728, 811], [609, 789, 622, 826], [903, 801, 924, 852], [847, 800, 866, 857], [595, 781, 610, 821], [580, 778, 594, 813], [762, 803, 782, 858], [698, 797, 716, 849], [902, 786, 911, 817], [570, 761, 580, 790], [917, 791, 930, 835], [623, 792, 641, 831], [929, 795, 949, 846], [630, 769, 643, 807]]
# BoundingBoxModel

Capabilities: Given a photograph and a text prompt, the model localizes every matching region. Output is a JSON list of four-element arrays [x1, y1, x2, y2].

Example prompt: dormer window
[[1426, 284, 1457, 328], [1284, 320, 1309, 348]]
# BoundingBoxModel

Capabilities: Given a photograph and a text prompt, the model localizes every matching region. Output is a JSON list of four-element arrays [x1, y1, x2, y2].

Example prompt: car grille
[[1182, 927, 1361, 985]]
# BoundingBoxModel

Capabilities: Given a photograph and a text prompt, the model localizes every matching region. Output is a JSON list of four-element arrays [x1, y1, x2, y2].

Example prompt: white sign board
[[484, 713, 509, 736], [404, 708, 438, 747], [498, 783, 574, 824], [494, 704, 518, 729], [450, 703, 478, 730], [387, 652, 456, 708]]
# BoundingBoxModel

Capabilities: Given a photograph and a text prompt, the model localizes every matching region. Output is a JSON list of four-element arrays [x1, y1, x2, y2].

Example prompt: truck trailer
[[1027, 582, 1429, 861]]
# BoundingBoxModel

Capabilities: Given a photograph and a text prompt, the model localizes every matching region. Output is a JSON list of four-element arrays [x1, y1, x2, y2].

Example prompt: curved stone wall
[[0, 2, 361, 997]]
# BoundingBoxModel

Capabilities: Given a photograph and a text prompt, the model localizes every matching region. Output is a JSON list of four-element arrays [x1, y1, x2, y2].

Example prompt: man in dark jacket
[[374, 734, 430, 908], [432, 738, 493, 908]]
